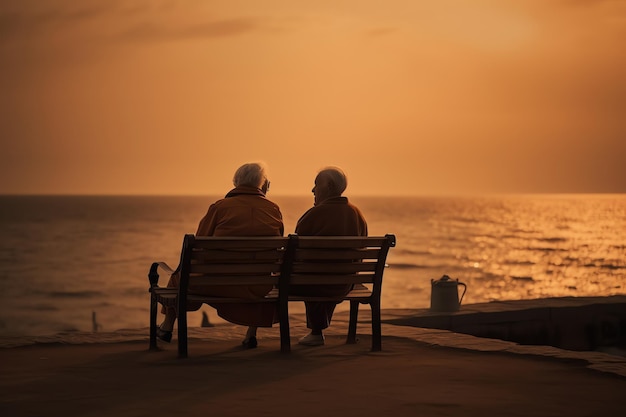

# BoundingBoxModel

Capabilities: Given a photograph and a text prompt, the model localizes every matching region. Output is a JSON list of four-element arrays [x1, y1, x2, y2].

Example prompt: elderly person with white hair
[[291, 166, 368, 346], [157, 162, 284, 349]]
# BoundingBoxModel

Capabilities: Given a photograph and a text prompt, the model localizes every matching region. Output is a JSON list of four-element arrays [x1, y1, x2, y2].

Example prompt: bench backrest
[[178, 234, 290, 292], [283, 234, 396, 292], [177, 234, 396, 295]]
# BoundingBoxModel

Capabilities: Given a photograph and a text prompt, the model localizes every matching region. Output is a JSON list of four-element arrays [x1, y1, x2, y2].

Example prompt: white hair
[[233, 162, 268, 188]]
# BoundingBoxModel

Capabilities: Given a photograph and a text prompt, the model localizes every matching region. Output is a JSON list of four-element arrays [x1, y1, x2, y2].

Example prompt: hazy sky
[[1, 0, 625, 196]]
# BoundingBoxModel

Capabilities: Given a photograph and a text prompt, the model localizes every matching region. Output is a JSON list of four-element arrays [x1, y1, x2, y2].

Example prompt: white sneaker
[[298, 333, 325, 346]]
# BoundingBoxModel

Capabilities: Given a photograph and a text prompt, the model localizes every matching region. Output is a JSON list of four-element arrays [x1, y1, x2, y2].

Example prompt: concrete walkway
[[2, 297, 626, 417]]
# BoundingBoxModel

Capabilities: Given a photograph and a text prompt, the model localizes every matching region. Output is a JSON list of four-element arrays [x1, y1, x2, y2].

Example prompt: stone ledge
[[380, 295, 626, 352]]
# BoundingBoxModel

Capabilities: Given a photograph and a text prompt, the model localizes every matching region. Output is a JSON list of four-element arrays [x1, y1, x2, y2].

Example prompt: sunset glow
[[1, 0, 624, 196]]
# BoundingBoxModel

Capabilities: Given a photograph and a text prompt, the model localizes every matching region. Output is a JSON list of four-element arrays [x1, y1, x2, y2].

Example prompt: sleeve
[[357, 207, 368, 236], [273, 204, 285, 236], [294, 207, 317, 235], [195, 204, 218, 236]]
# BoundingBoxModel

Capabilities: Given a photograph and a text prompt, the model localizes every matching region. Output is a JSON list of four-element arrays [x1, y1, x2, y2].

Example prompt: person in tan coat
[[291, 166, 368, 346], [157, 162, 284, 348]]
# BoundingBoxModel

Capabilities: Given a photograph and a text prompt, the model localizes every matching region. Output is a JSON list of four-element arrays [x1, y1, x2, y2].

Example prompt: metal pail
[[430, 275, 467, 312]]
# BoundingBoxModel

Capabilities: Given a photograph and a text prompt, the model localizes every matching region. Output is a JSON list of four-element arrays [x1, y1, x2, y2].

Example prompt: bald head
[[312, 166, 347, 205], [318, 167, 347, 195]]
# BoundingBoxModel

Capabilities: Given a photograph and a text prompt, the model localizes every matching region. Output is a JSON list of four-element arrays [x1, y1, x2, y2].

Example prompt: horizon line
[[1, 192, 624, 198]]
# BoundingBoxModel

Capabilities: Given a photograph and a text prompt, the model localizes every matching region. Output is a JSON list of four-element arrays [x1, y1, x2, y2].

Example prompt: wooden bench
[[148, 235, 290, 357], [148, 234, 396, 357], [281, 234, 397, 352]]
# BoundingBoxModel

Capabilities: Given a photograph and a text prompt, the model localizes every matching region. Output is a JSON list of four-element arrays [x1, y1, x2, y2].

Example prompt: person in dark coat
[[291, 166, 368, 346]]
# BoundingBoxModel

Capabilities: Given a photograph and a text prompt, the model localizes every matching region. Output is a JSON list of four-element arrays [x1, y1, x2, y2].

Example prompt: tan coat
[[196, 186, 284, 237], [167, 186, 284, 327]]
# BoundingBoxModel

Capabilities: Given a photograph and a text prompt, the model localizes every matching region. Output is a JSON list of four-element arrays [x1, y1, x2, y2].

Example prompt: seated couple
[[157, 162, 368, 348]]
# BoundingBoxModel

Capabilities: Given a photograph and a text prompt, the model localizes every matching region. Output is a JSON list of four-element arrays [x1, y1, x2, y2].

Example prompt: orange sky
[[1, 0, 625, 196]]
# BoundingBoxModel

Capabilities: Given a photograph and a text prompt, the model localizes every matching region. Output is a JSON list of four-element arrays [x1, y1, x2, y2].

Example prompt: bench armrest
[[148, 261, 176, 288]]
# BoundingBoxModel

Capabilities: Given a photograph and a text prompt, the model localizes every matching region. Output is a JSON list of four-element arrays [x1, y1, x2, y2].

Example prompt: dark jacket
[[295, 196, 367, 236], [290, 196, 368, 330]]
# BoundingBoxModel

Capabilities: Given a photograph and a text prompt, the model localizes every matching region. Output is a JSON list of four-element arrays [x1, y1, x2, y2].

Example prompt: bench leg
[[149, 293, 158, 351], [371, 301, 382, 352], [347, 300, 359, 344], [279, 300, 291, 353], [178, 309, 188, 358]]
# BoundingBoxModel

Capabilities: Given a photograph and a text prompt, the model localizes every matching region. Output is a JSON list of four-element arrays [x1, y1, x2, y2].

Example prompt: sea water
[[0, 194, 624, 341]]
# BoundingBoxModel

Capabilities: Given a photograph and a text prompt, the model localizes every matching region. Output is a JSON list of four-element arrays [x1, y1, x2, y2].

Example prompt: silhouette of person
[[290, 166, 368, 346], [157, 162, 284, 348]]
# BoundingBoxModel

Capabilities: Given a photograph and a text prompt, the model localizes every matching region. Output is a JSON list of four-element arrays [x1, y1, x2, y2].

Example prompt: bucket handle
[[458, 282, 467, 305]]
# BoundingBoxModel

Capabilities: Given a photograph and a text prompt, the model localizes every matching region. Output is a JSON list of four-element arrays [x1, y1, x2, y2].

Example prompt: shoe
[[298, 333, 325, 346], [242, 336, 258, 349], [156, 327, 172, 343]]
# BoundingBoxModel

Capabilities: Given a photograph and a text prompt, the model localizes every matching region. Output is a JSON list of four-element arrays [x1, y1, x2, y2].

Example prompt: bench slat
[[190, 264, 282, 274], [191, 237, 289, 250], [154, 292, 279, 304], [187, 276, 279, 285], [191, 251, 286, 261], [187, 294, 278, 303], [154, 286, 373, 302], [291, 236, 390, 248], [291, 263, 377, 274], [293, 248, 381, 260], [289, 274, 376, 285]]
